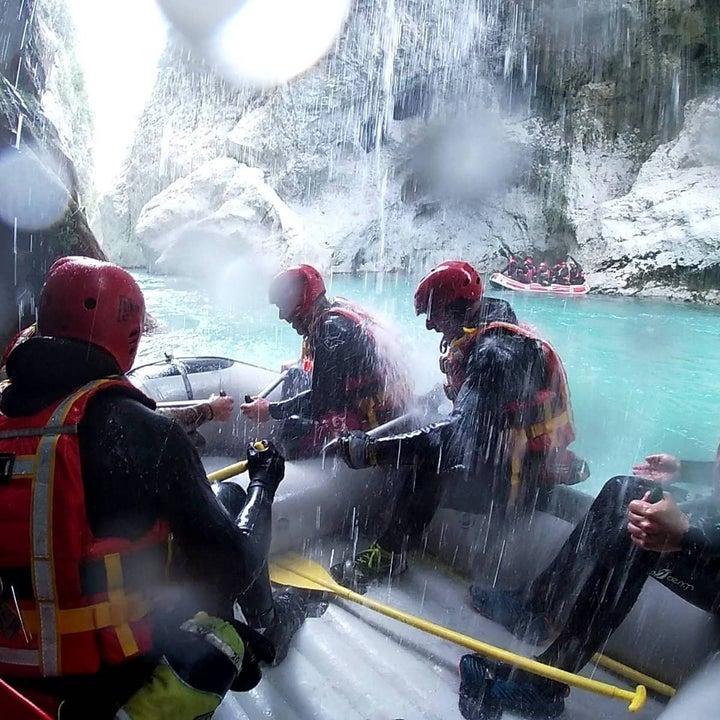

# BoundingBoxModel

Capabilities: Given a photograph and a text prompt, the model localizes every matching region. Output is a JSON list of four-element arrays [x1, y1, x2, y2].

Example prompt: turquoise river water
[[134, 271, 720, 497]]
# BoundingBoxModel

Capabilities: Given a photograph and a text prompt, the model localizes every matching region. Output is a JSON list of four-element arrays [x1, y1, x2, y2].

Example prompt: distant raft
[[489, 272, 590, 295]]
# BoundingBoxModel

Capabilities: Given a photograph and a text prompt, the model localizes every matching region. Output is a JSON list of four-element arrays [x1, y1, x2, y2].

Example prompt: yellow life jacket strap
[[508, 428, 527, 508], [528, 410, 570, 443], [22, 593, 150, 637], [104, 552, 140, 656], [358, 396, 381, 429]]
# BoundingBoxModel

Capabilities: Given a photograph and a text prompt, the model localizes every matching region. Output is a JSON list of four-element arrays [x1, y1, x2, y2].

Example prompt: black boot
[[459, 655, 568, 720], [329, 542, 408, 594], [254, 587, 308, 666]]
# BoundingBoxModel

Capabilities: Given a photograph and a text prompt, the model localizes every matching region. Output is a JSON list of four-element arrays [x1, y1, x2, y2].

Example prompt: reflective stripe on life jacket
[[440, 321, 575, 506], [0, 377, 170, 678]]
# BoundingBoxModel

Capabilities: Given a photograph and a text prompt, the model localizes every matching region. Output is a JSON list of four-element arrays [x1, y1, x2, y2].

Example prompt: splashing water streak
[[135, 272, 720, 499]]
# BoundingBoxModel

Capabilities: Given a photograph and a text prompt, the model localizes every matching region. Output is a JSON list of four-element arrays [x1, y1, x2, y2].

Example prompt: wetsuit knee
[[215, 480, 247, 519]]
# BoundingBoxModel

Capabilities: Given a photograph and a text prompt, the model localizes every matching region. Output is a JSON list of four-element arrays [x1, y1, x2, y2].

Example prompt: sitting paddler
[[0, 257, 314, 719], [333, 260, 588, 591], [536, 261, 552, 286], [501, 255, 518, 278], [240, 263, 412, 457], [459, 449, 720, 719]]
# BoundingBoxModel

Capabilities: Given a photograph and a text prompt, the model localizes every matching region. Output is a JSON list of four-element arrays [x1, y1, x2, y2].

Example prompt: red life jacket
[[439, 322, 576, 505], [0, 378, 170, 678], [302, 299, 410, 429]]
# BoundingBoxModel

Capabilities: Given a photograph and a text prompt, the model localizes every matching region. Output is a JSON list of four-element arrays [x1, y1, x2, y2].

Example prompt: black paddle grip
[[647, 486, 665, 503]]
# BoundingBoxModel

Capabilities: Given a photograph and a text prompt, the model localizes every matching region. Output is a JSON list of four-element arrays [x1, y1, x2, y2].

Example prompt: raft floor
[[216, 544, 667, 720]]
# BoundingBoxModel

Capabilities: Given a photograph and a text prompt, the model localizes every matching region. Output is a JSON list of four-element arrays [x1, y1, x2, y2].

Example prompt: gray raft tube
[[129, 356, 720, 690]]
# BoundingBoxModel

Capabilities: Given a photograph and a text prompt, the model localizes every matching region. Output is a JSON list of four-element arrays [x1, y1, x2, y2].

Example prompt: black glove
[[337, 431, 376, 469], [247, 440, 285, 499]]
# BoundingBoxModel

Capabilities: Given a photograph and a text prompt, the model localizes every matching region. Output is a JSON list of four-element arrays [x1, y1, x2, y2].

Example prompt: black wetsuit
[[1, 337, 275, 707], [270, 304, 385, 421], [371, 297, 530, 552], [270, 302, 400, 455], [526, 473, 720, 674]]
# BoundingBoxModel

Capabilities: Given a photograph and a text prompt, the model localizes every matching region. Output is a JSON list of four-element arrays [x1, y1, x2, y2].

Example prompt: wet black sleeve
[[681, 517, 720, 557], [371, 414, 459, 468], [678, 460, 715, 485], [371, 359, 492, 471], [677, 492, 720, 557], [80, 393, 269, 600], [268, 390, 312, 420]]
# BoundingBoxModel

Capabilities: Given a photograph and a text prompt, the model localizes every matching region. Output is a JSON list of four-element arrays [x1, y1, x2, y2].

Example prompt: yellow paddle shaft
[[428, 553, 674, 699], [206, 461, 248, 483], [270, 556, 646, 712], [337, 584, 645, 711], [205, 441, 272, 483], [594, 653, 675, 698]]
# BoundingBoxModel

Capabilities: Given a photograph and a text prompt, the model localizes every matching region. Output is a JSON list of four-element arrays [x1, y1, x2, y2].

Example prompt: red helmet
[[414, 261, 483, 315], [268, 264, 326, 320], [38, 256, 145, 373]]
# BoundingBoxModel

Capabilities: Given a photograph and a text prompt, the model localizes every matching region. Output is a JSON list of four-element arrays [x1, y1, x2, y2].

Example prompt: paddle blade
[[270, 553, 342, 594]]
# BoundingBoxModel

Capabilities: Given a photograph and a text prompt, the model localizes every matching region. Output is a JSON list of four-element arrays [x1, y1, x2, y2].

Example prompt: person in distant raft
[[536, 261, 552, 286], [501, 256, 518, 279], [240, 263, 412, 457], [517, 257, 535, 283], [333, 261, 589, 591], [459, 449, 720, 719], [0, 257, 314, 720]]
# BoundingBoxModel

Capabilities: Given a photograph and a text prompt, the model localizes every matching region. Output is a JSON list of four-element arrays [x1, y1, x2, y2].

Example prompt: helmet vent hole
[[84, 297, 97, 310]]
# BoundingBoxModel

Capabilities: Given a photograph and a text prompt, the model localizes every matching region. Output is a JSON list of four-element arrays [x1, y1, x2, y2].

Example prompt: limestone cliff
[[0, 0, 104, 353], [103, 0, 720, 300]]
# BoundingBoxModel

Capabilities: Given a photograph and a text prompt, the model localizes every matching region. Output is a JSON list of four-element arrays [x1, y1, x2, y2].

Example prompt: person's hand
[[208, 393, 234, 422], [632, 453, 680, 484], [627, 491, 690, 553], [240, 396, 272, 423], [280, 360, 298, 372], [336, 431, 376, 469], [247, 441, 285, 498]]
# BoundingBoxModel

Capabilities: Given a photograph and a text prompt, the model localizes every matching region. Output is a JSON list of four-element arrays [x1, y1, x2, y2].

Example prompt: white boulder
[[134, 157, 302, 276]]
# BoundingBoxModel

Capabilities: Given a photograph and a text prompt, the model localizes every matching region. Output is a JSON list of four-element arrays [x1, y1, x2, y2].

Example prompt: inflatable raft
[[119, 356, 720, 718], [128, 356, 420, 555], [489, 272, 590, 295]]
